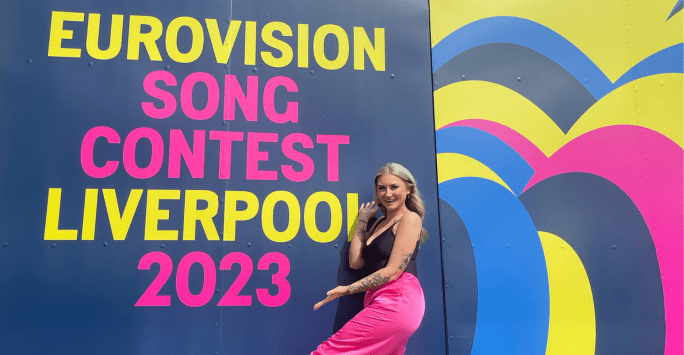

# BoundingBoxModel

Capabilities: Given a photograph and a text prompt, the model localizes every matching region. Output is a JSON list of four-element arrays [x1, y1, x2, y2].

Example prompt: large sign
[[0, 1, 444, 354]]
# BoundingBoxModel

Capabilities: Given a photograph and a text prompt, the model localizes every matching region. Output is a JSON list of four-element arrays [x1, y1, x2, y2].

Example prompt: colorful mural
[[430, 1, 683, 354]]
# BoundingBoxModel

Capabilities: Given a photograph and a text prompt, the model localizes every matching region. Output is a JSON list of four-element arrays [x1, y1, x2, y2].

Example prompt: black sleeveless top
[[362, 217, 419, 278]]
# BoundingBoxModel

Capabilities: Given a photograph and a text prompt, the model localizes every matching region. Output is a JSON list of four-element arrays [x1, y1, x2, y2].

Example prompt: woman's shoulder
[[402, 211, 421, 224], [395, 211, 421, 230]]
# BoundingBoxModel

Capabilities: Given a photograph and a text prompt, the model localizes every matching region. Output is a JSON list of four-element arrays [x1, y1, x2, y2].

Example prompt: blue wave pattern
[[436, 126, 534, 196], [439, 178, 550, 355], [432, 16, 684, 99]]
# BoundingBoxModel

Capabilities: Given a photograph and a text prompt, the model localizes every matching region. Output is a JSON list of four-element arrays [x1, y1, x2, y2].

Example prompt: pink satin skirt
[[310, 272, 425, 355]]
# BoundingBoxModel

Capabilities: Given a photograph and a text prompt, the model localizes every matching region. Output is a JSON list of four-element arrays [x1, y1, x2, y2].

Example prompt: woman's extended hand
[[358, 201, 379, 221], [313, 285, 349, 311]]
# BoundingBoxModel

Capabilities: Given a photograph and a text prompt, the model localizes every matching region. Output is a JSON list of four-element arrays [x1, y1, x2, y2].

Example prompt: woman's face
[[376, 174, 411, 211]]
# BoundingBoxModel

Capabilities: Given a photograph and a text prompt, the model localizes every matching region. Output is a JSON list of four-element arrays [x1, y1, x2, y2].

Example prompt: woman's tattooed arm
[[344, 252, 413, 295], [397, 252, 412, 271], [344, 272, 390, 295]]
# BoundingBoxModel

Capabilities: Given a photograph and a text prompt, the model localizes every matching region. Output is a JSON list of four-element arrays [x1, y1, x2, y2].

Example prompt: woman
[[311, 163, 428, 355]]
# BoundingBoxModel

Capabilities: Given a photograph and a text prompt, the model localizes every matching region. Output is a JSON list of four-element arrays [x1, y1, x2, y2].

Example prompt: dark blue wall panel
[[0, 1, 445, 354]]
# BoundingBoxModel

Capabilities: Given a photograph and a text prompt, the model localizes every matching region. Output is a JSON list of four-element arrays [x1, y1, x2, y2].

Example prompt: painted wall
[[431, 1, 683, 354], [1, 0, 682, 354], [0, 1, 445, 354]]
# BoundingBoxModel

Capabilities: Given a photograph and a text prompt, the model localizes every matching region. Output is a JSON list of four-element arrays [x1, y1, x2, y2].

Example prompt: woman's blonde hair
[[373, 162, 428, 244]]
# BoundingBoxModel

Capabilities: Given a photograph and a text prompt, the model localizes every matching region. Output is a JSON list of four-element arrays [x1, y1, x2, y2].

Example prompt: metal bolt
[[322, 115, 326, 119], [442, 237, 445, 241], [160, 243, 165, 248], [613, 245, 617, 249], [310, 70, 314, 75], [288, 244, 292, 248], [517, 76, 522, 82], [247, 242, 251, 247], [253, 67, 257, 72], [445, 285, 448, 289], [461, 74, 466, 80], [3, 242, 7, 247], [27, 59, 32, 64], [103, 242, 108, 247], [390, 73, 395, 78], [88, 62, 93, 67], [165, 64, 170, 70], [51, 243, 56, 248], [449, 336, 453, 340], [334, 244, 338, 248]]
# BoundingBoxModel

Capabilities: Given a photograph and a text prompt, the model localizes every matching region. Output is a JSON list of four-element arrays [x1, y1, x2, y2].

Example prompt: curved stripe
[[434, 81, 566, 156], [434, 75, 683, 159], [436, 126, 534, 195], [443, 119, 548, 169], [568, 73, 683, 146], [438, 199, 477, 355], [667, 0, 683, 21], [524, 125, 682, 353], [436, 152, 513, 193], [439, 177, 549, 355], [520, 173, 666, 355], [613, 44, 684, 88], [431, 17, 613, 98], [430, 3, 683, 83], [539, 231, 596, 355], [433, 43, 596, 132]]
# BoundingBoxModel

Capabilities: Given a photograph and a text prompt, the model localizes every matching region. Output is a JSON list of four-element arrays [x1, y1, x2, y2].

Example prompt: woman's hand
[[358, 201, 379, 221], [313, 285, 349, 311]]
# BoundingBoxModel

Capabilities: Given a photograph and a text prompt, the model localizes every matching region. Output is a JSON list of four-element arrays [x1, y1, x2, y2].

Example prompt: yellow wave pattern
[[436, 153, 513, 193], [434, 74, 684, 154], [539, 231, 596, 355], [434, 80, 565, 156], [569, 73, 684, 145], [430, 0, 683, 82]]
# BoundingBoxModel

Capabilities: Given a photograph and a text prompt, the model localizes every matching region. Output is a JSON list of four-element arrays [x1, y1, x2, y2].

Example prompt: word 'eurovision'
[[48, 11, 385, 70]]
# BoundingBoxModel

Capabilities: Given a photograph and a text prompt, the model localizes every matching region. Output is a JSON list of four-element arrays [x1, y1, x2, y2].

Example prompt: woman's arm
[[349, 202, 379, 270], [313, 211, 420, 311], [344, 212, 421, 295], [348, 218, 368, 270]]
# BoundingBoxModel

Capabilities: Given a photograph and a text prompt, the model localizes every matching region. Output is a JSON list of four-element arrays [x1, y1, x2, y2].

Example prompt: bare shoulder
[[398, 211, 421, 228]]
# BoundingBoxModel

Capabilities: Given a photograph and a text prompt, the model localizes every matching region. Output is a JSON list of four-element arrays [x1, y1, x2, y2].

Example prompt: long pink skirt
[[310, 272, 425, 355]]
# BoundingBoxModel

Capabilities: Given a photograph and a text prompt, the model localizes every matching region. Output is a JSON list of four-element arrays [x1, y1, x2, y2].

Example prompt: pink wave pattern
[[450, 120, 683, 355], [443, 120, 547, 170]]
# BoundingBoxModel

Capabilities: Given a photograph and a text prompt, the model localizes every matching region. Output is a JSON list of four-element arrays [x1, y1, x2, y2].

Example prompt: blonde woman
[[311, 163, 427, 355]]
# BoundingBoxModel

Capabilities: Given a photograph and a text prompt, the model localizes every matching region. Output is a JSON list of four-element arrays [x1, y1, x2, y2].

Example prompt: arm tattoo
[[398, 252, 412, 271], [354, 220, 368, 237], [344, 271, 390, 295]]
